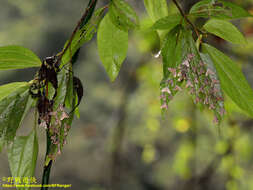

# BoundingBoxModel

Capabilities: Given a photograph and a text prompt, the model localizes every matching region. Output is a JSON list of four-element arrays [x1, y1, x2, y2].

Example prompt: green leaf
[[190, 0, 252, 19], [61, 7, 105, 65], [97, 14, 128, 81], [144, 0, 168, 22], [80, 0, 98, 27], [202, 43, 253, 117], [181, 29, 201, 60], [161, 25, 183, 76], [53, 68, 68, 110], [63, 65, 80, 118], [0, 83, 32, 144], [0, 46, 41, 70], [203, 19, 246, 44], [8, 128, 38, 188], [190, 0, 219, 15], [109, 0, 139, 31], [160, 27, 186, 107], [53, 63, 80, 117], [64, 71, 74, 110], [219, 0, 253, 18], [152, 14, 182, 30], [200, 53, 218, 76], [0, 82, 28, 101]]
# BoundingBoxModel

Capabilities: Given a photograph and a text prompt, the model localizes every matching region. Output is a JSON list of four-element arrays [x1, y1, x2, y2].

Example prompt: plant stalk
[[57, 0, 98, 61], [172, 0, 200, 38], [40, 1, 98, 188], [41, 130, 52, 190]]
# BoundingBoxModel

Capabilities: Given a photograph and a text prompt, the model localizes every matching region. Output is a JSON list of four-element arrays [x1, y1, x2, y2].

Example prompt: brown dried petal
[[219, 108, 226, 116], [49, 111, 57, 117], [59, 104, 65, 112], [167, 79, 174, 86], [60, 112, 69, 121], [39, 121, 47, 129], [199, 61, 205, 66], [188, 54, 194, 59], [174, 85, 182, 91], [192, 66, 197, 73], [168, 68, 177, 77], [57, 145, 61, 155], [186, 80, 193, 88], [64, 123, 71, 130], [161, 87, 171, 94], [212, 79, 220, 84], [160, 103, 168, 109], [198, 67, 205, 75], [182, 60, 190, 67], [55, 118, 61, 126], [213, 115, 219, 124], [209, 104, 215, 110], [206, 68, 215, 76], [204, 97, 209, 105]]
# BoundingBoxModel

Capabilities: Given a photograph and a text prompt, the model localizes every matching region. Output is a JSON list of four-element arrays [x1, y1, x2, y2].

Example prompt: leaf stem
[[41, 130, 52, 190], [172, 0, 200, 38], [57, 0, 98, 62]]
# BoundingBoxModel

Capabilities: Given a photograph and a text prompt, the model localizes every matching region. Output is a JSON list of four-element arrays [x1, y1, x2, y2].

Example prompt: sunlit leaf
[[0, 82, 28, 101], [8, 128, 38, 189], [143, 0, 168, 22], [203, 19, 246, 44], [0, 83, 33, 144], [190, 0, 252, 19], [97, 14, 128, 81], [161, 30, 225, 123], [0, 46, 41, 70], [160, 27, 185, 108], [53, 69, 68, 110], [219, 0, 253, 18], [109, 0, 139, 31], [64, 50, 77, 116], [161, 25, 182, 76], [152, 14, 182, 30], [202, 43, 253, 117]]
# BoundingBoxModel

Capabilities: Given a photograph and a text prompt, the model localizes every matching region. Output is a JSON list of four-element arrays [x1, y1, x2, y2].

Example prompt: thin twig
[[41, 130, 53, 190], [172, 0, 200, 38], [57, 0, 98, 63]]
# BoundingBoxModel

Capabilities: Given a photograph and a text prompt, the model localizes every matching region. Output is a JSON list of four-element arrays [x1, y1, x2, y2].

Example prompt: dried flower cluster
[[160, 54, 225, 124], [39, 104, 71, 158]]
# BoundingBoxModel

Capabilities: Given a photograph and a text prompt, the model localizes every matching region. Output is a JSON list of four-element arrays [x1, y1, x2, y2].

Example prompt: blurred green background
[[1, 0, 253, 190]]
